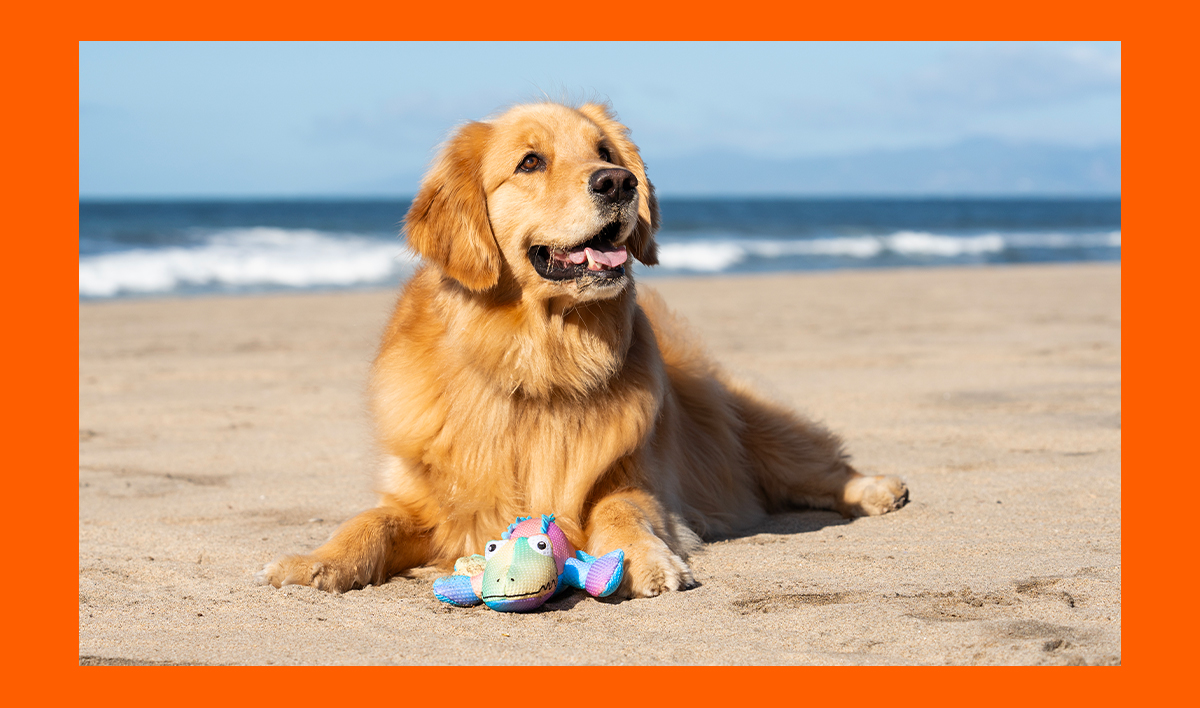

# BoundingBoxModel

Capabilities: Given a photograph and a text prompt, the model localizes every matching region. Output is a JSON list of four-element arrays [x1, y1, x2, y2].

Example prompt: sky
[[79, 41, 1121, 198]]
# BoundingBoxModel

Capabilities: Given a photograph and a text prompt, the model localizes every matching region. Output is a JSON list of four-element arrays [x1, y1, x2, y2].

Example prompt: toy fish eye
[[527, 534, 553, 557], [484, 541, 502, 560]]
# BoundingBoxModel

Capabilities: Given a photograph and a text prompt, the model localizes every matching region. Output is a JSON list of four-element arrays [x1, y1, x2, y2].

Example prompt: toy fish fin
[[433, 574, 482, 606]]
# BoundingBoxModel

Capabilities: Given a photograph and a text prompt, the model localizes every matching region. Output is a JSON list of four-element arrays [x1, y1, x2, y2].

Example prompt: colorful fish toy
[[432, 514, 625, 612]]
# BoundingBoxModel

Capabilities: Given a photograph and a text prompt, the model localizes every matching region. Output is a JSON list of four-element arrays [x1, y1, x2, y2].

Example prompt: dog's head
[[404, 103, 659, 302]]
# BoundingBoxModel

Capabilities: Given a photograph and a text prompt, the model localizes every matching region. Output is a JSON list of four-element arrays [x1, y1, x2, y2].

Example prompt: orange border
[[10, 2, 1159, 704]]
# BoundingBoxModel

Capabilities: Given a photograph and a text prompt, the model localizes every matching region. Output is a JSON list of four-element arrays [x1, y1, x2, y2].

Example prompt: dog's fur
[[256, 102, 908, 597]]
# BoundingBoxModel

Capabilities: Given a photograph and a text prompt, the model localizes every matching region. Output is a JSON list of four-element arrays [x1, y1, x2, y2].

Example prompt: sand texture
[[78, 264, 1121, 665]]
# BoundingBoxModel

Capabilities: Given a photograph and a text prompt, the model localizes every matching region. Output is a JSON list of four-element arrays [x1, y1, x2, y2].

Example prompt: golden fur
[[257, 102, 908, 597]]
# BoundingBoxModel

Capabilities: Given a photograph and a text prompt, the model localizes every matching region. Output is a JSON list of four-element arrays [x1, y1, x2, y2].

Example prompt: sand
[[78, 263, 1121, 665]]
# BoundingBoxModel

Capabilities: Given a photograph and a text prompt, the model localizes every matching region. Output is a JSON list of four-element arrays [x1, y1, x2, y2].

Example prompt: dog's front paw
[[840, 475, 909, 517], [620, 537, 695, 598], [255, 554, 357, 593]]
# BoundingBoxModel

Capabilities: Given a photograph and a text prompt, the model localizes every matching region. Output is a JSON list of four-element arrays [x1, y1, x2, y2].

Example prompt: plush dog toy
[[432, 515, 624, 611]]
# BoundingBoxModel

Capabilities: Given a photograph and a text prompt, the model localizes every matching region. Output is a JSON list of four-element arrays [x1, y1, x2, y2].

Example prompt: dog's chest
[[431, 378, 660, 484]]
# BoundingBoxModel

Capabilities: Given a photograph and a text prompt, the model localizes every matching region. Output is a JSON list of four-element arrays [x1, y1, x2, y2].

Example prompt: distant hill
[[350, 137, 1120, 199], [643, 138, 1120, 197]]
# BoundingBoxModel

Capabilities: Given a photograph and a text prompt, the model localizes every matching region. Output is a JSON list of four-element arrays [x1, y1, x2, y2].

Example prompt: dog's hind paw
[[840, 475, 909, 517]]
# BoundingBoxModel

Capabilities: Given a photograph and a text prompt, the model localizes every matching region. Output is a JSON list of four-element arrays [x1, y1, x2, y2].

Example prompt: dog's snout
[[589, 168, 638, 203]]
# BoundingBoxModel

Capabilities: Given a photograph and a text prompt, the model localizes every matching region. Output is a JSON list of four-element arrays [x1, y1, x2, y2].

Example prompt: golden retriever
[[256, 102, 908, 598]]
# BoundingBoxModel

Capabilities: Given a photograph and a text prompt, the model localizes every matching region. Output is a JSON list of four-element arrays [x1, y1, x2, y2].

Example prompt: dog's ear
[[404, 121, 500, 291], [578, 103, 660, 266]]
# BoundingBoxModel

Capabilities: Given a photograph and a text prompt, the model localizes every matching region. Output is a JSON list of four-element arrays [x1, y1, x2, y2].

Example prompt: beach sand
[[78, 263, 1121, 665]]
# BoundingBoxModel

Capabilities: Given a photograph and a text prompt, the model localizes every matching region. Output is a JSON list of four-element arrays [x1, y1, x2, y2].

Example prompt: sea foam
[[79, 228, 414, 298], [654, 230, 1120, 272]]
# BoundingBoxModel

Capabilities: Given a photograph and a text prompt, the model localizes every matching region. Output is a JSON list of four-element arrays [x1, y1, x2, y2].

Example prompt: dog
[[256, 102, 908, 598]]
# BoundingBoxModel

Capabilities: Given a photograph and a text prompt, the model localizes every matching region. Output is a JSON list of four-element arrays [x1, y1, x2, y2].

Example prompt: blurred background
[[79, 41, 1121, 298]]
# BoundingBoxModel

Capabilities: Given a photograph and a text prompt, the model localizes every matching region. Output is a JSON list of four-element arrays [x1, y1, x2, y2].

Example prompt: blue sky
[[79, 42, 1121, 197]]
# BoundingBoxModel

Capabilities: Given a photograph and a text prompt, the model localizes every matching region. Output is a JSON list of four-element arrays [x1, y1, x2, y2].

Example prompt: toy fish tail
[[432, 574, 482, 606], [563, 549, 625, 598]]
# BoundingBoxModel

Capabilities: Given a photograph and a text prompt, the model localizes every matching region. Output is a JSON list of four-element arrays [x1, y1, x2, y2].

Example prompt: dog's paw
[[840, 475, 909, 517], [620, 537, 695, 598], [255, 554, 356, 593]]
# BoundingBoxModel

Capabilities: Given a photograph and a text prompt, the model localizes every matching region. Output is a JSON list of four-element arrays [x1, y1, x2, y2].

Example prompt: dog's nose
[[589, 168, 638, 203]]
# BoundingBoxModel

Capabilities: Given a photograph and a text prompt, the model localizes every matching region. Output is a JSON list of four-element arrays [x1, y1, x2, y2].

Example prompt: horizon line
[[79, 192, 1123, 203]]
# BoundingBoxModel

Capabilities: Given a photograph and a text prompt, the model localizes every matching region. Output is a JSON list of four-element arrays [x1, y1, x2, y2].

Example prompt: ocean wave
[[654, 230, 1120, 272], [79, 227, 414, 298], [79, 227, 1121, 297]]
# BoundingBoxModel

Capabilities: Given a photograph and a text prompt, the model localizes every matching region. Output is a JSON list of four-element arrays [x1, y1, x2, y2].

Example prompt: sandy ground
[[78, 263, 1120, 665]]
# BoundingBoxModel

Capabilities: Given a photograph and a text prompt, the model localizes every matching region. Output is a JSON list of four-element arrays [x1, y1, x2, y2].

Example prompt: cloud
[[897, 43, 1120, 109], [706, 43, 1125, 158]]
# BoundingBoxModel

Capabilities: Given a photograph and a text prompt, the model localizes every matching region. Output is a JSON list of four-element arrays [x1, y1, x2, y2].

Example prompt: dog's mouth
[[527, 222, 628, 282]]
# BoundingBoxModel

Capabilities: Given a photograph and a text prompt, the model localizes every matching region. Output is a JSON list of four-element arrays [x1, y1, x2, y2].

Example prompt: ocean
[[79, 198, 1121, 299]]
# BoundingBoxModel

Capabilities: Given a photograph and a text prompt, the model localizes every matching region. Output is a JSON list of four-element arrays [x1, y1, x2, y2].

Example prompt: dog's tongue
[[583, 246, 627, 270], [553, 244, 628, 270]]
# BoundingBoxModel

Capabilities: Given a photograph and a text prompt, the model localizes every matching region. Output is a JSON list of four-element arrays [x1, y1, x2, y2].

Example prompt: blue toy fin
[[432, 574, 482, 606], [561, 557, 587, 591]]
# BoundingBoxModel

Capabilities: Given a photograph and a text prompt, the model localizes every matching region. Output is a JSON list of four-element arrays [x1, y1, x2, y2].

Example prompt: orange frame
[[9, 5, 1158, 703]]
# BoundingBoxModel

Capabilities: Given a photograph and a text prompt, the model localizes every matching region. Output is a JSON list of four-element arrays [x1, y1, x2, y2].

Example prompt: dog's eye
[[527, 534, 553, 557], [599, 147, 612, 163], [517, 154, 543, 172]]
